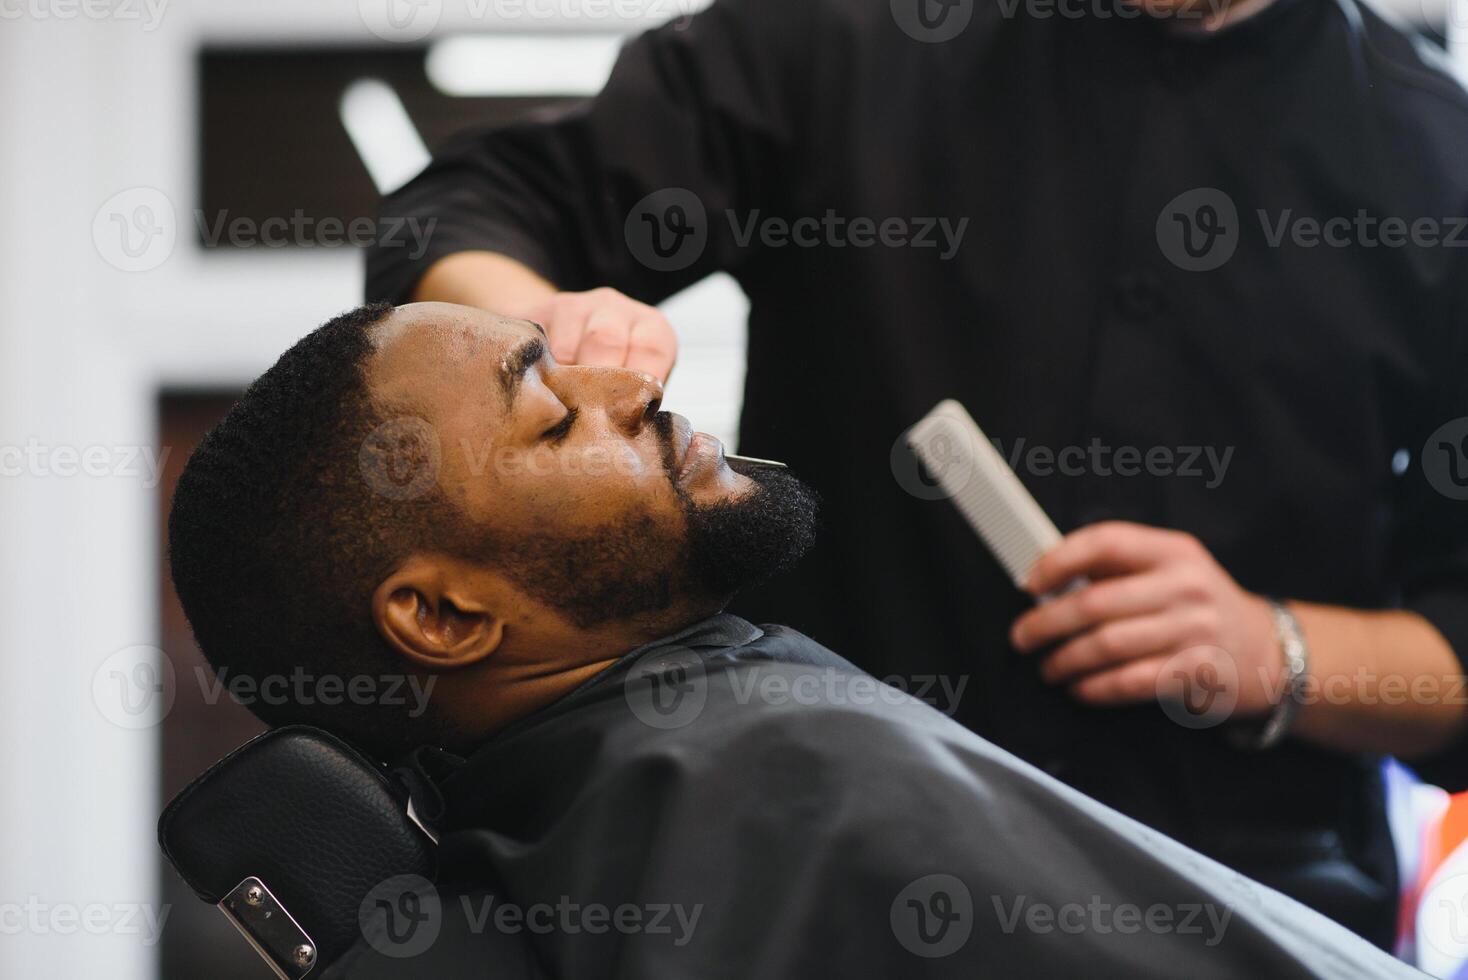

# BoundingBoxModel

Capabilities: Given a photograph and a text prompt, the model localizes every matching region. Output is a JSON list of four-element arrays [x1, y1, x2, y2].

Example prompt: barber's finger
[[1011, 572, 1179, 652], [624, 315, 677, 382], [1067, 653, 1171, 706], [1027, 521, 1191, 596], [1039, 609, 1194, 684], [536, 298, 590, 365], [575, 310, 632, 367]]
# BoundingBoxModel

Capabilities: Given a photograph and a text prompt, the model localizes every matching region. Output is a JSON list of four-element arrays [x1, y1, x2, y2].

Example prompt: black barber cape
[[367, 0, 1468, 942], [329, 617, 1422, 979]]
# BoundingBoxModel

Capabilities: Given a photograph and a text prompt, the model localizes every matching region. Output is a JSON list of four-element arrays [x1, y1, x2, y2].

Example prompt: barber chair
[[158, 726, 543, 979]]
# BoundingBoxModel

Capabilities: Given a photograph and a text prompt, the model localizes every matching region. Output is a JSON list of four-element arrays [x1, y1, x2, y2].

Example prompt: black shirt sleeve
[[365, 0, 819, 305], [1396, 234, 1468, 787]]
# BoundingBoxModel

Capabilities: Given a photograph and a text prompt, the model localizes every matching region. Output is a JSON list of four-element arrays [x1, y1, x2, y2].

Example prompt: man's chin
[[684, 466, 821, 599]]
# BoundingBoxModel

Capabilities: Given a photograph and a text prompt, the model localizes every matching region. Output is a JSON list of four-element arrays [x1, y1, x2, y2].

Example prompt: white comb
[[906, 399, 1062, 589]]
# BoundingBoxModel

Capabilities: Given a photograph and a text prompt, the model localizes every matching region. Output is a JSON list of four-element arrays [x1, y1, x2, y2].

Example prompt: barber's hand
[[1009, 521, 1281, 716], [523, 287, 678, 382]]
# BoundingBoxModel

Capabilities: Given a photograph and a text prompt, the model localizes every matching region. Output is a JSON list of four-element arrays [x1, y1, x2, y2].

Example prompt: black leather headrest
[[158, 726, 437, 975]]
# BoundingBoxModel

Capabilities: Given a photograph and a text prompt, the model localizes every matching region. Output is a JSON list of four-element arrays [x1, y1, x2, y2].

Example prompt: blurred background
[[0, 0, 1461, 975]]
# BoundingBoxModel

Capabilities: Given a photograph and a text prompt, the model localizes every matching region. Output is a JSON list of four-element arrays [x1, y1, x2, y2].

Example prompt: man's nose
[[570, 366, 664, 434]]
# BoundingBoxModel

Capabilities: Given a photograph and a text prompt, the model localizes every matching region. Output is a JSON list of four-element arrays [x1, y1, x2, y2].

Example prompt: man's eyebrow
[[499, 335, 547, 405]]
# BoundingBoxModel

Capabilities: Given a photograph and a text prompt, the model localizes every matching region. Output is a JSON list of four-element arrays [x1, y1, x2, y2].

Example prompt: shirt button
[[1113, 271, 1166, 321]]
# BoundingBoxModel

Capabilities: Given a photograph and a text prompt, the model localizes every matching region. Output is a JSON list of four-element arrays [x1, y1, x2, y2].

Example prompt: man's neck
[[443, 598, 729, 747]]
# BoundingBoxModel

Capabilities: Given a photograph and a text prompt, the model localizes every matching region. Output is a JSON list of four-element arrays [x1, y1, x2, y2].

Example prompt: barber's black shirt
[[367, 0, 1468, 944]]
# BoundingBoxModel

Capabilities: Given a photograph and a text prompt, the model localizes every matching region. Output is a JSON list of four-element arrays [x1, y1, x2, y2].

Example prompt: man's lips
[[665, 413, 723, 483], [680, 432, 725, 481]]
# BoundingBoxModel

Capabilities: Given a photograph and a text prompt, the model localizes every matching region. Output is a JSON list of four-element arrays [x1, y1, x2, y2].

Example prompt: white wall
[[1452, 0, 1468, 70], [0, 2, 738, 978]]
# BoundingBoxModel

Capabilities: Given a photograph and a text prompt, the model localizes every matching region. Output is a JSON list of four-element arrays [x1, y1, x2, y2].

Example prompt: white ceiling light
[[426, 34, 626, 97], [339, 78, 432, 195]]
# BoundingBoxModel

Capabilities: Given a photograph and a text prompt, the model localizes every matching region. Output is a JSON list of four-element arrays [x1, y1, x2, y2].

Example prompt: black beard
[[473, 427, 819, 631], [680, 462, 821, 600]]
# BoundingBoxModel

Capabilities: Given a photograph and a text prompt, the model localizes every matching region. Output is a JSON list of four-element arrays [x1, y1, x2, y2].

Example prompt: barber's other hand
[[523, 287, 678, 382], [1008, 521, 1281, 716]]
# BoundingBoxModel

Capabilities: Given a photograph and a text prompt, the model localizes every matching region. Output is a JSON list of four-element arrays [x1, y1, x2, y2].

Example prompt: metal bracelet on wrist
[[1237, 599, 1310, 751]]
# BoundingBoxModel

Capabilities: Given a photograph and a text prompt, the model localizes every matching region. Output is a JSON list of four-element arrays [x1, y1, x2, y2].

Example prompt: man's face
[[363, 303, 815, 626]]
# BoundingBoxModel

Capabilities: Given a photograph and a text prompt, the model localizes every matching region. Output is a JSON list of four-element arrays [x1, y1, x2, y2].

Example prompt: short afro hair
[[168, 302, 452, 760]]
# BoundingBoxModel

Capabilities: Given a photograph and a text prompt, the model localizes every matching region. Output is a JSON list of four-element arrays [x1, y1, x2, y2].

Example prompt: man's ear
[[372, 555, 506, 670]]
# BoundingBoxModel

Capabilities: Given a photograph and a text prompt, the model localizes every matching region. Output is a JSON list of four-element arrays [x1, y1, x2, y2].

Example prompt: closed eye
[[542, 407, 578, 443]]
